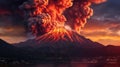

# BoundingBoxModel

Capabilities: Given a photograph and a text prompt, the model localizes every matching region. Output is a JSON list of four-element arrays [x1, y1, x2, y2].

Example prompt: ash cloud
[[20, 0, 106, 38], [0, 27, 26, 39]]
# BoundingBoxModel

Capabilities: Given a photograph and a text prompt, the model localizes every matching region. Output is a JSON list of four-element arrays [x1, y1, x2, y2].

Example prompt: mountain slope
[[0, 39, 28, 59], [15, 27, 104, 49], [0, 39, 13, 48]]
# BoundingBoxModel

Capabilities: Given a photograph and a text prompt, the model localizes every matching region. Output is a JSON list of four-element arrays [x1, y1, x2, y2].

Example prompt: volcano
[[18, 0, 106, 51], [14, 27, 104, 58], [16, 27, 103, 49]]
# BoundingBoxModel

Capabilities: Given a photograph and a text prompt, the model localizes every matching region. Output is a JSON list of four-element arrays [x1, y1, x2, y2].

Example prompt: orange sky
[[81, 19, 120, 46]]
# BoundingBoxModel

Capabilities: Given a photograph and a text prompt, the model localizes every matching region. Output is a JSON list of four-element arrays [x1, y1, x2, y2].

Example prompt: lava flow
[[20, 0, 106, 43]]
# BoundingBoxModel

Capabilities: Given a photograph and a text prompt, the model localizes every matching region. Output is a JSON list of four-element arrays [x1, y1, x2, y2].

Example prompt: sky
[[0, 0, 120, 46], [81, 0, 120, 46]]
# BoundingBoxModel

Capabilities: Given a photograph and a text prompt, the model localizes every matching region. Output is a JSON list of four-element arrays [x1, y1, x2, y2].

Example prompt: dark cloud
[[0, 14, 24, 25], [0, 0, 28, 39], [0, 0, 27, 26], [92, 0, 120, 21], [84, 19, 120, 31], [0, 26, 26, 37], [0, 0, 26, 9], [84, 0, 120, 34]]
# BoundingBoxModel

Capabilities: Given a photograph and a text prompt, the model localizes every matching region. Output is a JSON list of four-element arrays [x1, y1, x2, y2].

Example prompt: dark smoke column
[[20, 0, 73, 36], [20, 0, 49, 36]]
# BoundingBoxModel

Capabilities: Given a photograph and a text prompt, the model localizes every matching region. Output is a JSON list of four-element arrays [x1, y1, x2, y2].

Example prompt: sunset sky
[[0, 0, 120, 46]]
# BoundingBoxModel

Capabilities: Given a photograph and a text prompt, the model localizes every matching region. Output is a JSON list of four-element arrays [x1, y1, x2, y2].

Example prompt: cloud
[[81, 18, 120, 45], [0, 0, 26, 9], [0, 26, 28, 44], [82, 30, 120, 37], [92, 0, 120, 21], [98, 39, 120, 46], [109, 24, 120, 32], [0, 26, 26, 37], [83, 19, 120, 31], [0, 36, 27, 44]]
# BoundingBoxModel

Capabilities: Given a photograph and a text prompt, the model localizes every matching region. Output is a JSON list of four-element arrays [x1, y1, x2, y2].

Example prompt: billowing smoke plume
[[20, 0, 106, 37], [65, 0, 106, 33]]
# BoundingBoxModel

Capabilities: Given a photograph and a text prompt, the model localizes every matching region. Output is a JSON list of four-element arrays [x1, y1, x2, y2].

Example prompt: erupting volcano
[[20, 0, 106, 47]]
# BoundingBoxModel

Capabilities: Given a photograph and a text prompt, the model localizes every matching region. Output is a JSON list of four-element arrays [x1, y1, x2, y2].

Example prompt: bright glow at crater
[[64, 25, 72, 31]]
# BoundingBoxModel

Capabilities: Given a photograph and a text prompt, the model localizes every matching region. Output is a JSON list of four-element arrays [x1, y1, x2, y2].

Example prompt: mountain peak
[[16, 27, 104, 48]]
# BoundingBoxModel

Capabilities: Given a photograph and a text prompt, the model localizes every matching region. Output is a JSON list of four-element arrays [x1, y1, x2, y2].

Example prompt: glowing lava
[[36, 27, 73, 42]]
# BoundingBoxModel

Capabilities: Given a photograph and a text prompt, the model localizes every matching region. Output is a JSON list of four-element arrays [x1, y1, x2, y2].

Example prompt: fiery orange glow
[[21, 0, 73, 36], [89, 0, 107, 4], [36, 26, 88, 44], [20, 0, 106, 40], [64, 25, 72, 31], [65, 1, 93, 33], [36, 27, 73, 42]]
